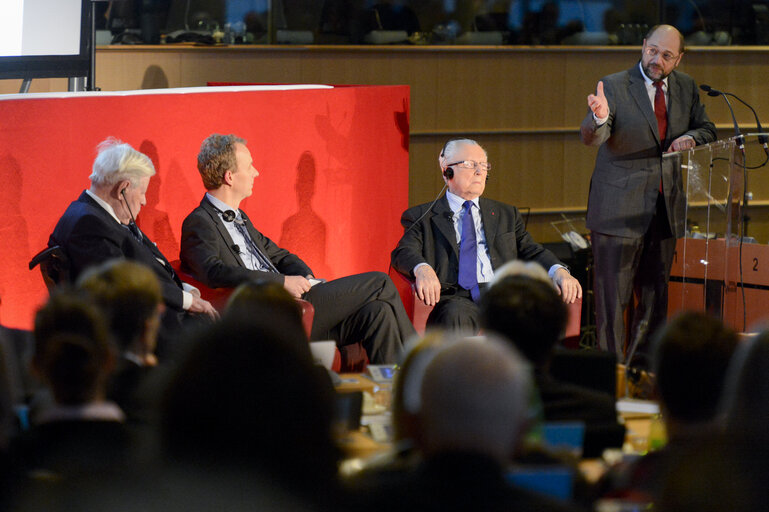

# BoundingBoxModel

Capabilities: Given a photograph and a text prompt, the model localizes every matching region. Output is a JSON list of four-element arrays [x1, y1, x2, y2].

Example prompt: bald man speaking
[[581, 24, 716, 369]]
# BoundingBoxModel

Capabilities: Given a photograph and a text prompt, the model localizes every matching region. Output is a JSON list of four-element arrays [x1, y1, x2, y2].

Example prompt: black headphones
[[120, 187, 137, 224], [210, 203, 240, 223]]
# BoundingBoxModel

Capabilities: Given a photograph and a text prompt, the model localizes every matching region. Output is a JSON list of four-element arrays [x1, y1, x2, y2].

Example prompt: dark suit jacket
[[355, 451, 583, 512], [580, 65, 717, 238], [180, 196, 312, 289], [391, 195, 561, 287], [49, 191, 185, 311]]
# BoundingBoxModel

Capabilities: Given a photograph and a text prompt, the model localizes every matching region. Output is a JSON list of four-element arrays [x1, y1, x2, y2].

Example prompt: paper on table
[[616, 398, 660, 415]]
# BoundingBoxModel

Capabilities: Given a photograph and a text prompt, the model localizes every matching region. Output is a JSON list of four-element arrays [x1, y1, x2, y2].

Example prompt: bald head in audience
[[418, 337, 532, 461]]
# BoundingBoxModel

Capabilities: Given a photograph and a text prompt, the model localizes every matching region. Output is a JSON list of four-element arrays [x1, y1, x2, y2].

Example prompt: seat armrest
[[29, 245, 70, 290], [296, 299, 314, 339], [388, 266, 433, 335], [170, 260, 234, 311]]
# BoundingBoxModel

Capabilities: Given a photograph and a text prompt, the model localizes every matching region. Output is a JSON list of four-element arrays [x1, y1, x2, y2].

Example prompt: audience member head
[[653, 311, 737, 426], [226, 279, 302, 324], [391, 330, 455, 443], [33, 292, 114, 405], [39, 333, 114, 406], [418, 336, 533, 463], [480, 275, 567, 367], [489, 260, 551, 287], [197, 133, 247, 190], [33, 289, 109, 372], [225, 279, 309, 352], [160, 317, 338, 489], [657, 333, 767, 512], [89, 137, 156, 188], [77, 259, 163, 365], [718, 331, 769, 441]]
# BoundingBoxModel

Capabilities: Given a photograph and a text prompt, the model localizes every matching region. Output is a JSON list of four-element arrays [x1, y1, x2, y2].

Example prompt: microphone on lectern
[[700, 83, 743, 149]]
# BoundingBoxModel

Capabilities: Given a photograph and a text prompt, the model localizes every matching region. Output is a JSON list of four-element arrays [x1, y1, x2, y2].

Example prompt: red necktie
[[654, 81, 667, 142], [654, 81, 667, 194]]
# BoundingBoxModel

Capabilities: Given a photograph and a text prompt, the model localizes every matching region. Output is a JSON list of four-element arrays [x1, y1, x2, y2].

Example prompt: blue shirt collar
[[205, 192, 242, 220], [446, 190, 480, 215]]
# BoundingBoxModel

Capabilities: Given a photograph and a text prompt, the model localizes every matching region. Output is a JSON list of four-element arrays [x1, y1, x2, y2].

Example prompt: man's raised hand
[[587, 81, 609, 119]]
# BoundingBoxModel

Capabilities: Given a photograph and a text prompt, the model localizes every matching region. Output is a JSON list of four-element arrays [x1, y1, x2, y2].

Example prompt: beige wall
[[4, 45, 769, 242]]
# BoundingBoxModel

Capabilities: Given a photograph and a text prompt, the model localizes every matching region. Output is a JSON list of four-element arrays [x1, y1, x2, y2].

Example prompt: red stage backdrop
[[0, 85, 410, 329]]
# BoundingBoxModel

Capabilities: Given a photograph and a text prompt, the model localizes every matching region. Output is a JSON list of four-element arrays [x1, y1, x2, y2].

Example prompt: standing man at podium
[[581, 24, 716, 368]]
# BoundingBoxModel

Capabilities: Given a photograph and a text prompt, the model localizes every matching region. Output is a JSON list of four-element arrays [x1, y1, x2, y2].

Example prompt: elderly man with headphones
[[48, 138, 219, 361], [391, 138, 581, 333]]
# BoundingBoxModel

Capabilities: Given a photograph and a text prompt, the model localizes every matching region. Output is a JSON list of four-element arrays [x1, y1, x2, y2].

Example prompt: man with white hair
[[391, 138, 581, 332], [48, 138, 217, 357]]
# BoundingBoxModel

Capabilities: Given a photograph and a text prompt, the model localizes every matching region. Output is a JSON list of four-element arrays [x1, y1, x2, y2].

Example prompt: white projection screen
[[0, 0, 89, 79]]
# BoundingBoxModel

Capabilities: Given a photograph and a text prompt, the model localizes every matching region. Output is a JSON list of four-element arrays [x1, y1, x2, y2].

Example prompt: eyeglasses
[[446, 160, 491, 172], [644, 45, 679, 63]]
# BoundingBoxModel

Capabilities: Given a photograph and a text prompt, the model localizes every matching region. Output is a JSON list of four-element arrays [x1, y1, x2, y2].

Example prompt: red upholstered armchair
[[388, 266, 434, 336], [388, 266, 582, 342]]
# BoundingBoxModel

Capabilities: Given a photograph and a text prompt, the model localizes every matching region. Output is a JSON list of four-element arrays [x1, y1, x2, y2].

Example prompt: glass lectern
[[667, 134, 769, 332]]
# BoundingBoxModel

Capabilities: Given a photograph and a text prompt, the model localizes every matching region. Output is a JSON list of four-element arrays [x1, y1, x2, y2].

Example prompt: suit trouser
[[426, 288, 481, 334], [303, 271, 415, 364], [157, 308, 216, 363], [591, 195, 676, 369]]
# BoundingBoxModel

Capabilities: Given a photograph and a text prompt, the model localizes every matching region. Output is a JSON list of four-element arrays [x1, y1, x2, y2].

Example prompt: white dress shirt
[[205, 193, 272, 272], [414, 191, 563, 281]]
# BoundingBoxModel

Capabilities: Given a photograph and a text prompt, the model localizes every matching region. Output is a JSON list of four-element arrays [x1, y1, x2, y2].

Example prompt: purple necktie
[[458, 200, 480, 302]]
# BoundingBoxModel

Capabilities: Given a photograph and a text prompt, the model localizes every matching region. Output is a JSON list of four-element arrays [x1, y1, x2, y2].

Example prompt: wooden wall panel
[[178, 50, 303, 86], [95, 50, 183, 90], [0, 77, 68, 94]]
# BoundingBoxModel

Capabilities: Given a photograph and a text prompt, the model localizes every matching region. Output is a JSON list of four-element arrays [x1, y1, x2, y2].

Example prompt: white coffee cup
[[309, 341, 337, 370]]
